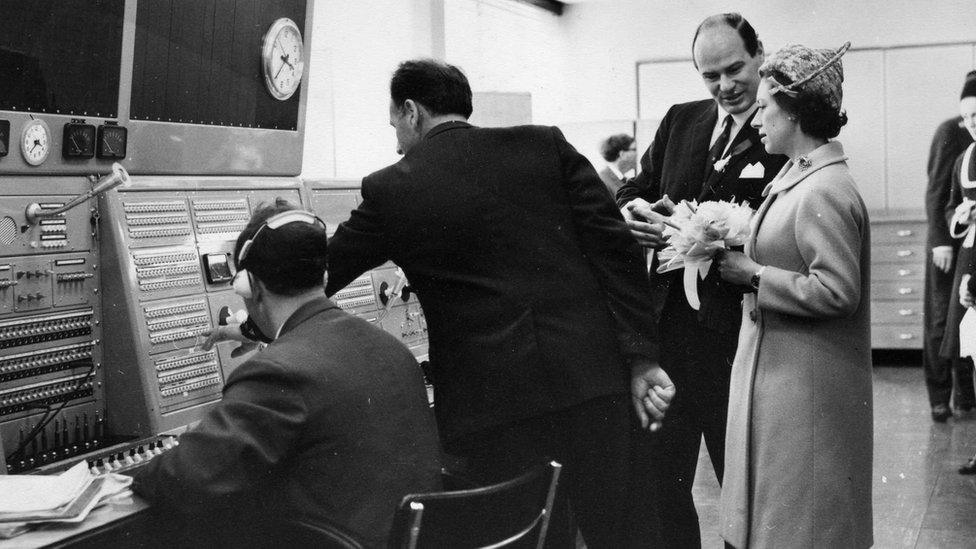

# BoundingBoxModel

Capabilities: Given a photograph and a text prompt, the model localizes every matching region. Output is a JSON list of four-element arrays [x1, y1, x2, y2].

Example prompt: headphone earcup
[[233, 269, 253, 299]]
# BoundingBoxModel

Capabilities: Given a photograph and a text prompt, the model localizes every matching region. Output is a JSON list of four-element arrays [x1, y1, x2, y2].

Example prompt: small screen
[[203, 253, 233, 284]]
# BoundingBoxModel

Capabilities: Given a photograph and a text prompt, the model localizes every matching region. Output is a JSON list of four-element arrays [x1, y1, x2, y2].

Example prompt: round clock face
[[261, 18, 305, 101], [21, 119, 51, 166]]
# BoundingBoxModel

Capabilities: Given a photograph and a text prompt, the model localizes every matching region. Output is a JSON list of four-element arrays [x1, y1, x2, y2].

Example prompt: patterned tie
[[709, 114, 734, 165]]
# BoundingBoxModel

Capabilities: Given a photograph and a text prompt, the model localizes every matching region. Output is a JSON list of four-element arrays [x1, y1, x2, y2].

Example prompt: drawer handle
[[899, 333, 915, 340], [896, 250, 913, 257], [897, 287, 913, 295], [897, 269, 912, 277], [896, 230, 914, 237], [898, 309, 916, 316]]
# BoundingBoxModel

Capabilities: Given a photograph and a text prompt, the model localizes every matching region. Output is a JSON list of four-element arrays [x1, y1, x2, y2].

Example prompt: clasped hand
[[631, 362, 676, 432], [715, 249, 761, 286]]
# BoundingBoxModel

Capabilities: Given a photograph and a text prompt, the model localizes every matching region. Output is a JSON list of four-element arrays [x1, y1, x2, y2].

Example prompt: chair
[[282, 518, 366, 549], [388, 460, 562, 549]]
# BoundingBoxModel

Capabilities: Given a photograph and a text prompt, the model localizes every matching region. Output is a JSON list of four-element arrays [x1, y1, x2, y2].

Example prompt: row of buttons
[[139, 276, 200, 291], [136, 263, 198, 279], [130, 228, 192, 239], [149, 326, 206, 345], [133, 252, 197, 266], [147, 314, 210, 332], [56, 272, 94, 282], [0, 348, 92, 374], [159, 375, 220, 397], [0, 318, 92, 340], [155, 350, 216, 372], [194, 213, 249, 223], [125, 215, 190, 226], [1, 380, 93, 410], [123, 202, 188, 213], [158, 364, 219, 385], [144, 302, 206, 319], [192, 200, 247, 211], [88, 439, 179, 475]]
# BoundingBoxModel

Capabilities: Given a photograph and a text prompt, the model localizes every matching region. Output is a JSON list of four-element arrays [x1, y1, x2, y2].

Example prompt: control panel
[[306, 180, 430, 361], [98, 179, 304, 439], [0, 178, 106, 474]]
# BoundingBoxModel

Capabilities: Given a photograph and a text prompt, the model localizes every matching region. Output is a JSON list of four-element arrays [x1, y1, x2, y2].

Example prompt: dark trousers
[[447, 395, 635, 549], [924, 254, 975, 408], [631, 295, 737, 549]]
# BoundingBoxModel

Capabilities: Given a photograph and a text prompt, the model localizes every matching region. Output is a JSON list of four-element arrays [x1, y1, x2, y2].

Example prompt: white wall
[[562, 0, 976, 123], [302, 0, 440, 180]]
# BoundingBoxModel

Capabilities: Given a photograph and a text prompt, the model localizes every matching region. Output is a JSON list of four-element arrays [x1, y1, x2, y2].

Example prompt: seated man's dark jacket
[[326, 122, 658, 446], [617, 99, 788, 331], [131, 297, 442, 548]]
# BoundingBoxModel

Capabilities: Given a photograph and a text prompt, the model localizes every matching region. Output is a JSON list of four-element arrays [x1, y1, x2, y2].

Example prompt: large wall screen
[[0, 0, 124, 117], [130, 0, 305, 131]]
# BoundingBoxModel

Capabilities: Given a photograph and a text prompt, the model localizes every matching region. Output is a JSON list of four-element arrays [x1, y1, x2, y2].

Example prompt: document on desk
[[0, 461, 91, 513], [961, 308, 976, 359]]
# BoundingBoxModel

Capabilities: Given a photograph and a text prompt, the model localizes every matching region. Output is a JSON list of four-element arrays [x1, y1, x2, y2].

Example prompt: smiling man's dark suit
[[617, 98, 786, 547]]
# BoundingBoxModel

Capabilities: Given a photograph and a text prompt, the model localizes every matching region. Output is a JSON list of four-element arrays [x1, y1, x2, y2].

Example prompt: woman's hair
[[761, 69, 848, 139]]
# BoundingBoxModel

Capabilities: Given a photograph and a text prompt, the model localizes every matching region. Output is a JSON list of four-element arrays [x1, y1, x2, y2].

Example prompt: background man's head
[[600, 134, 637, 173], [960, 70, 976, 140], [389, 59, 473, 155], [233, 198, 328, 300], [692, 13, 764, 115]]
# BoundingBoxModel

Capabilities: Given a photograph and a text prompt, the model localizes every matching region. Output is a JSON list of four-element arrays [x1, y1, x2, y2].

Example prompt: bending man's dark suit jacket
[[326, 121, 658, 445], [131, 298, 442, 548], [617, 99, 787, 330]]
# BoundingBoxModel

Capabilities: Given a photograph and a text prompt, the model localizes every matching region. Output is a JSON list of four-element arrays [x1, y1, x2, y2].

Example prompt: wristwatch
[[750, 266, 766, 291]]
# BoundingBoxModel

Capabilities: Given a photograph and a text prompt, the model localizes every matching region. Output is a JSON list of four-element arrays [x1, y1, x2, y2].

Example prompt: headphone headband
[[236, 209, 326, 268]]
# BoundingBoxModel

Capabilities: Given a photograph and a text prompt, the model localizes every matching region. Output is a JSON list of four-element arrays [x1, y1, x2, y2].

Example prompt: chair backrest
[[388, 460, 562, 549]]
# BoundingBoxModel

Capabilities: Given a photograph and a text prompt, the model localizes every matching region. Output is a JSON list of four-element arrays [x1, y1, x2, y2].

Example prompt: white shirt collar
[[711, 103, 759, 151], [607, 163, 624, 180]]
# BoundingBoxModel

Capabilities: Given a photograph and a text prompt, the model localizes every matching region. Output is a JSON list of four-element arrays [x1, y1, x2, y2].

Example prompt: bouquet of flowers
[[656, 198, 755, 310]]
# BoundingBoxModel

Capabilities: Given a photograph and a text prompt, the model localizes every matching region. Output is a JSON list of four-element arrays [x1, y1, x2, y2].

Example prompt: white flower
[[713, 156, 731, 173]]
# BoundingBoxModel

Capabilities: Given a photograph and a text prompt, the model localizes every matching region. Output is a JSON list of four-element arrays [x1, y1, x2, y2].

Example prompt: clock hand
[[70, 135, 80, 150], [280, 53, 294, 69], [30, 140, 39, 153], [275, 60, 286, 80]]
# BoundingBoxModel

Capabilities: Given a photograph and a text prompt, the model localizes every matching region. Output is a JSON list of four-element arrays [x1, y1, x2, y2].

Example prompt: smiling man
[[616, 13, 788, 548]]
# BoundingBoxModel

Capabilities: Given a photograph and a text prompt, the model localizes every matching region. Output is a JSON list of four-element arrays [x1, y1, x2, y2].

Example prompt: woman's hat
[[761, 42, 850, 111]]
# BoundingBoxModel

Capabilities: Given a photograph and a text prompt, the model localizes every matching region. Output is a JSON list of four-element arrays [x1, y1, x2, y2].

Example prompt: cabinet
[[871, 211, 926, 349]]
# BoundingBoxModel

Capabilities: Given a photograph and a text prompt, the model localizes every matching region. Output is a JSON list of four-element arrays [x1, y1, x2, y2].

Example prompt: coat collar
[[763, 141, 848, 197], [277, 296, 341, 338], [424, 120, 472, 141]]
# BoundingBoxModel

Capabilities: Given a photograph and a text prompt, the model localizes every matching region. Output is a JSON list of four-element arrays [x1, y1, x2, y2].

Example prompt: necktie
[[709, 114, 734, 165]]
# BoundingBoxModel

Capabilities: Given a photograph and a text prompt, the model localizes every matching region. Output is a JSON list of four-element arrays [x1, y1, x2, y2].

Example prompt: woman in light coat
[[716, 43, 873, 549]]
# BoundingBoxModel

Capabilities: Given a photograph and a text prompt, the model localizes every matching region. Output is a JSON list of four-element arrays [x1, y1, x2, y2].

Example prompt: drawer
[[871, 222, 926, 244], [871, 324, 922, 349], [872, 243, 925, 264], [872, 300, 923, 324], [872, 280, 923, 300], [872, 262, 924, 281]]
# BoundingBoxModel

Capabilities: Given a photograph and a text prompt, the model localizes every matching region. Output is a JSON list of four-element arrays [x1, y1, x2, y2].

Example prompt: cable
[[5, 360, 98, 464]]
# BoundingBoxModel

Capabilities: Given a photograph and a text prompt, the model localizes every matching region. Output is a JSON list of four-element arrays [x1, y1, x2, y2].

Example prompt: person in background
[[324, 59, 674, 548], [616, 13, 787, 547], [598, 133, 637, 198], [959, 255, 976, 475], [130, 202, 442, 549], [716, 42, 873, 548], [924, 70, 976, 423], [940, 76, 976, 411]]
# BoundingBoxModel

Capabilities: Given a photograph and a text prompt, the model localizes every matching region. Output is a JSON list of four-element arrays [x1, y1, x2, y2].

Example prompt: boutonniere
[[712, 140, 753, 173]]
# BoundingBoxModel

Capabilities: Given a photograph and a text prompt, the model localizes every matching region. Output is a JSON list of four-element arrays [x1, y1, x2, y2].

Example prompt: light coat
[[720, 141, 873, 549]]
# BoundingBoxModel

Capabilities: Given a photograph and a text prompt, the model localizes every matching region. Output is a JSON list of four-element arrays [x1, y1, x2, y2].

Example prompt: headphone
[[232, 209, 327, 299]]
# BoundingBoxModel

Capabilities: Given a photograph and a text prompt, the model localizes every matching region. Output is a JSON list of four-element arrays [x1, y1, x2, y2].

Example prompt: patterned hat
[[761, 42, 850, 111]]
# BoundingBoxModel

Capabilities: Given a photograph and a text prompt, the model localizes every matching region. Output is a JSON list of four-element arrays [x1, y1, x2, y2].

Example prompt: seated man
[[129, 201, 442, 548], [597, 133, 637, 199]]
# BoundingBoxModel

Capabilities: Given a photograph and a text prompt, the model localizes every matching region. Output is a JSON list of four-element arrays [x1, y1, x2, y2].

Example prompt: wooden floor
[[691, 362, 976, 548]]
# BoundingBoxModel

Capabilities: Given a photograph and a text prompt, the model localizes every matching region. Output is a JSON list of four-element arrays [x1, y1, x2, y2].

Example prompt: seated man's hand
[[630, 361, 676, 432], [932, 246, 954, 274], [198, 324, 259, 358]]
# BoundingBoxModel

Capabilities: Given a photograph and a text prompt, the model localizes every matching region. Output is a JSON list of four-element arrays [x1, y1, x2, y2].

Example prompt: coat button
[[749, 309, 758, 322]]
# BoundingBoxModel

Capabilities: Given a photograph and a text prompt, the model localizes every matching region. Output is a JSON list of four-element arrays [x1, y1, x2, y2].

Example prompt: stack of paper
[[0, 461, 133, 539]]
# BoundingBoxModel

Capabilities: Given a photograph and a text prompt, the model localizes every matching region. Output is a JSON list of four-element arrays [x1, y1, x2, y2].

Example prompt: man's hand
[[932, 246, 954, 273], [961, 274, 974, 308], [198, 324, 259, 358], [621, 198, 670, 248], [631, 361, 676, 431]]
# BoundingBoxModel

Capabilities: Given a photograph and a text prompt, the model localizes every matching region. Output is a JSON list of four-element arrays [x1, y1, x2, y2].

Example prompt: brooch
[[798, 156, 813, 171]]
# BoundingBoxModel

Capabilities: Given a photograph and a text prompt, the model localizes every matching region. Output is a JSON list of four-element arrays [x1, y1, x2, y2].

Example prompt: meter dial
[[261, 18, 305, 101], [21, 119, 51, 166], [63, 122, 96, 159], [96, 124, 127, 159]]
